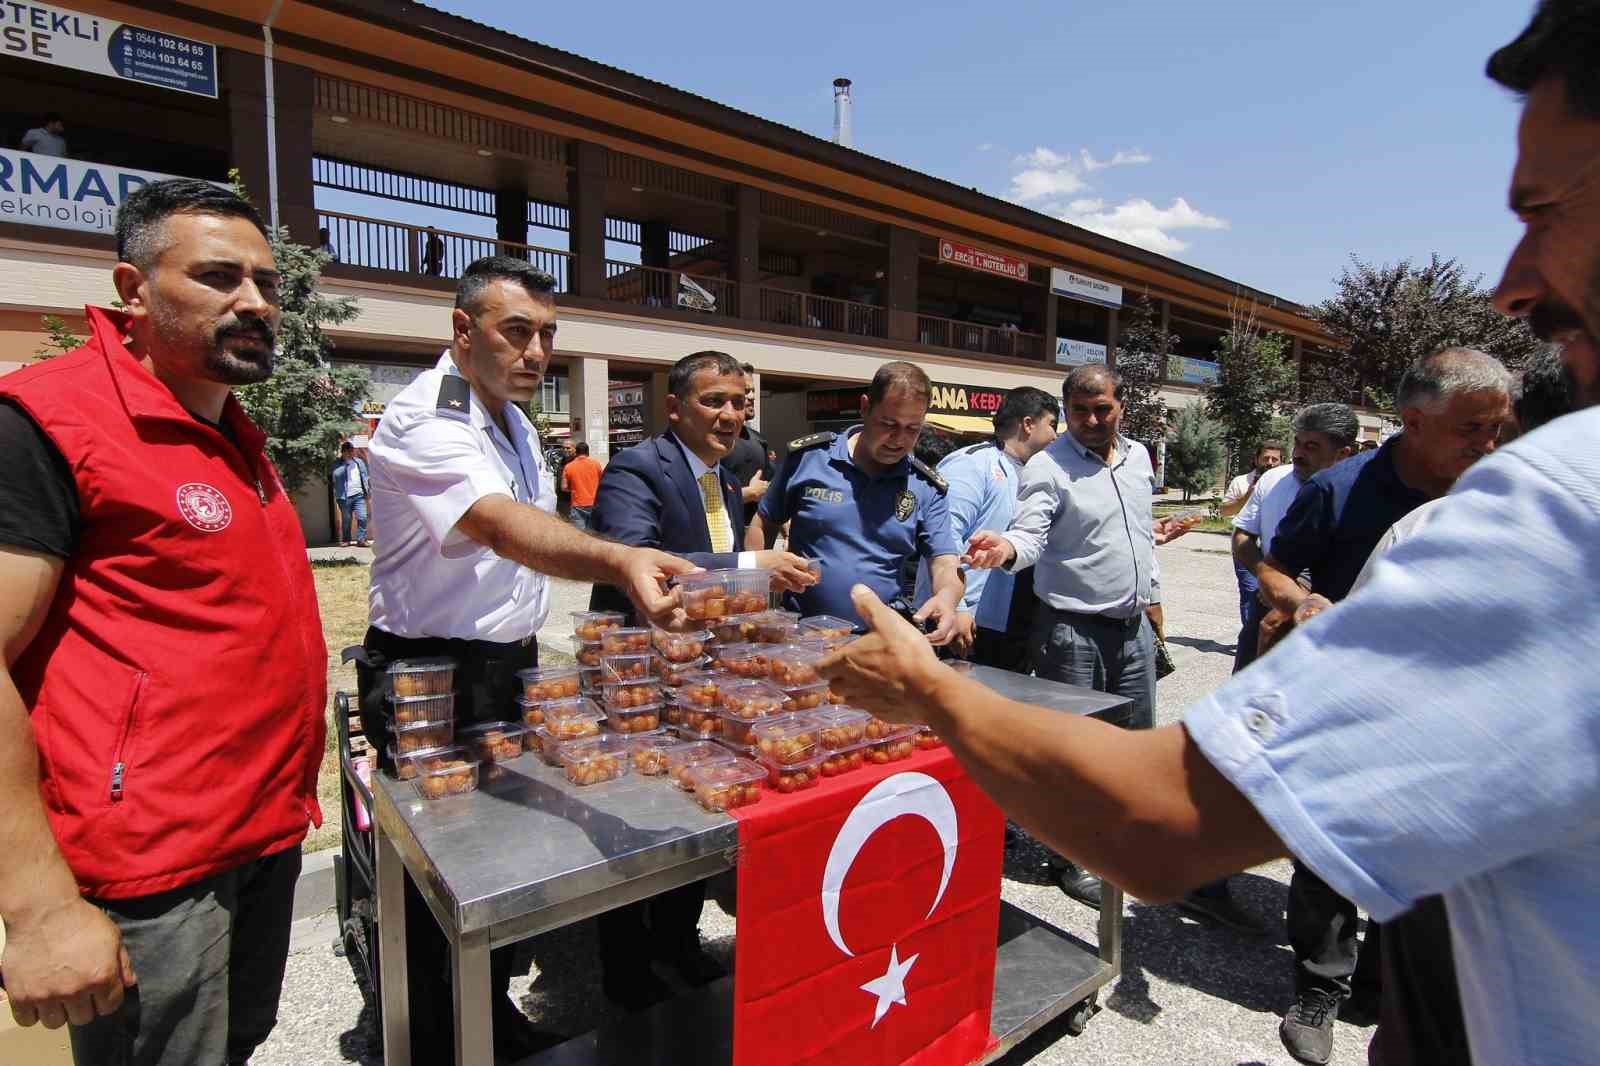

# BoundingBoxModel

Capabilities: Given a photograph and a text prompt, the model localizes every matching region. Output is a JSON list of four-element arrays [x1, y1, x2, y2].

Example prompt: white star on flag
[[860, 944, 919, 1028]]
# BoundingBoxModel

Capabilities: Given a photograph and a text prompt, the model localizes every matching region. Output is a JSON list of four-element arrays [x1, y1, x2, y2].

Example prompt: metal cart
[[337, 664, 1130, 1065]]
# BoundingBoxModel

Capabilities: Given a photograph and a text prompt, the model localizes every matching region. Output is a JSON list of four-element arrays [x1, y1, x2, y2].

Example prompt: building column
[[886, 225, 919, 343], [648, 370, 670, 437], [495, 175, 529, 253], [1158, 298, 1173, 382], [568, 142, 608, 298], [1106, 307, 1120, 368], [732, 185, 760, 320], [222, 49, 271, 218], [1041, 290, 1058, 359], [569, 356, 611, 465], [640, 221, 670, 269], [272, 61, 318, 245]]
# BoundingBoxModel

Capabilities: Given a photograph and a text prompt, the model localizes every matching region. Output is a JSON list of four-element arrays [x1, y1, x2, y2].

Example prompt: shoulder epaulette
[[436, 375, 471, 420], [908, 455, 949, 495], [788, 431, 836, 452], [956, 441, 994, 456]]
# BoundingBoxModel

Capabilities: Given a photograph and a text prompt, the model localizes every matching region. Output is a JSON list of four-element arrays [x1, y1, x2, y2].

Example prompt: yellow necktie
[[698, 471, 733, 552]]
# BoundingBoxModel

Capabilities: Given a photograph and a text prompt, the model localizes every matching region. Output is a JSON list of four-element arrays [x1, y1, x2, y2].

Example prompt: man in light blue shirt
[[913, 386, 1058, 669], [330, 440, 369, 546]]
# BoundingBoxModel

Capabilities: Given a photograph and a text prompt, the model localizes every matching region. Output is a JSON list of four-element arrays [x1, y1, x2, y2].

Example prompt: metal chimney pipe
[[832, 77, 853, 147]]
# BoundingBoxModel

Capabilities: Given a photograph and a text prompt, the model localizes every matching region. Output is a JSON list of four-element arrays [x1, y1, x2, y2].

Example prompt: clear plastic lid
[[606, 702, 665, 733], [600, 652, 654, 681], [812, 706, 873, 750], [411, 747, 480, 799], [654, 653, 710, 685], [393, 718, 455, 754], [719, 679, 789, 719], [388, 742, 459, 780], [600, 627, 652, 654], [456, 720, 529, 762], [652, 627, 712, 662], [575, 640, 604, 666], [761, 750, 825, 793], [386, 655, 455, 675], [601, 679, 664, 710], [752, 610, 801, 644], [386, 656, 457, 696], [570, 610, 626, 641], [710, 642, 771, 678], [539, 696, 606, 723], [716, 568, 773, 615], [389, 691, 457, 725], [671, 669, 728, 707], [684, 756, 767, 810], [798, 615, 856, 639], [769, 645, 825, 686], [781, 680, 831, 711], [558, 733, 631, 785], [516, 665, 581, 701], [751, 713, 821, 765], [706, 612, 766, 644]]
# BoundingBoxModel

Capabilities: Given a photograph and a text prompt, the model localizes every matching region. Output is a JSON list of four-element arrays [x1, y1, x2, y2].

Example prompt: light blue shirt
[[913, 441, 1022, 630], [1184, 407, 1600, 1066]]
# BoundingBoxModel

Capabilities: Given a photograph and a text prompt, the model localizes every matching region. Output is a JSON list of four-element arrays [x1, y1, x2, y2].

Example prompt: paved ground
[[263, 533, 1376, 1066]]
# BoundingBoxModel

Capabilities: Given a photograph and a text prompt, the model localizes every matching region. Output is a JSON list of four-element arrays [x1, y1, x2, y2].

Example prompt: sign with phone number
[[0, 2, 217, 98]]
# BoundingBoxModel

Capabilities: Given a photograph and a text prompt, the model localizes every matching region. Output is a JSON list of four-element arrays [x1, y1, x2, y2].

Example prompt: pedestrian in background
[[330, 439, 370, 546], [561, 440, 602, 531], [1217, 441, 1283, 624]]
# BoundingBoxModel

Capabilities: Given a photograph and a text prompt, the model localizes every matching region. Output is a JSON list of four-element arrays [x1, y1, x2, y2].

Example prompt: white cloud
[[1080, 148, 1152, 172], [1059, 197, 1229, 254]]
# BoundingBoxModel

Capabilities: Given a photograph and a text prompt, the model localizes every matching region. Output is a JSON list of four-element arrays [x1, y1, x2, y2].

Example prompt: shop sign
[[937, 239, 1029, 282], [608, 385, 643, 408], [0, 150, 190, 235], [1049, 267, 1122, 308], [1054, 338, 1108, 366], [805, 380, 1007, 421], [1167, 354, 1220, 385], [0, 2, 218, 97]]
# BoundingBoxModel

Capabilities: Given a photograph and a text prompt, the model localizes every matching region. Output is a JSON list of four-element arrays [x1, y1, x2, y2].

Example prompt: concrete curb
[[294, 846, 339, 923]]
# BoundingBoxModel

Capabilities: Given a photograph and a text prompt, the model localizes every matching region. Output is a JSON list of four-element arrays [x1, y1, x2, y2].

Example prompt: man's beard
[[205, 316, 276, 385], [1527, 262, 1600, 410]]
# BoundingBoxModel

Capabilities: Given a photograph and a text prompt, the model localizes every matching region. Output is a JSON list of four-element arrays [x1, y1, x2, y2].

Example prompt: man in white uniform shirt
[[358, 256, 694, 1061]]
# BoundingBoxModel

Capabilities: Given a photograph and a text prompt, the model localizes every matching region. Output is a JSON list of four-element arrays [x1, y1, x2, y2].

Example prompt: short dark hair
[[1487, 0, 1600, 119], [740, 362, 755, 374], [44, 112, 63, 125], [1514, 347, 1578, 433], [913, 426, 957, 468], [993, 386, 1060, 437], [455, 256, 556, 314], [115, 178, 268, 270], [668, 350, 743, 398], [1256, 441, 1284, 456], [1292, 402, 1360, 449], [340, 440, 354, 452], [575, 441, 590, 456], [1062, 364, 1124, 402], [866, 361, 931, 408]]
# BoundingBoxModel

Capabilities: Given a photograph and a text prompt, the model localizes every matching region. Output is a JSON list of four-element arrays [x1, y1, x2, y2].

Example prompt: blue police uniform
[[758, 425, 957, 628]]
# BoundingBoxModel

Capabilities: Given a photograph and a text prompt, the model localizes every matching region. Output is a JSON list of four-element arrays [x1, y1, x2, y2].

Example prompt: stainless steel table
[[375, 665, 1131, 1066]]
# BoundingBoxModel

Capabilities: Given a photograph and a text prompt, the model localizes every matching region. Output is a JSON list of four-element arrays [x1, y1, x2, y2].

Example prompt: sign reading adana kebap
[[0, 149, 187, 235], [0, 2, 218, 98], [1050, 267, 1123, 308]]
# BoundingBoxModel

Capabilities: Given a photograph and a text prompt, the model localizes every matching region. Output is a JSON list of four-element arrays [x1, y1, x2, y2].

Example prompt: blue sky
[[409, 0, 1535, 307]]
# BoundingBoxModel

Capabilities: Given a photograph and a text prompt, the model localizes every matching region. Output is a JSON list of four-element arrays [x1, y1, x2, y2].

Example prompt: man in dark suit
[[589, 350, 814, 1008]]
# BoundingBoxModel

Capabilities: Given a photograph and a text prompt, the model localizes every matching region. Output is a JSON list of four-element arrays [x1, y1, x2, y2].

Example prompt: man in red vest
[[0, 179, 327, 1065]]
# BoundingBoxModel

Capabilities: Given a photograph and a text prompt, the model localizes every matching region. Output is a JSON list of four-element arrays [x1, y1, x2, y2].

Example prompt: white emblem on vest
[[176, 483, 234, 533]]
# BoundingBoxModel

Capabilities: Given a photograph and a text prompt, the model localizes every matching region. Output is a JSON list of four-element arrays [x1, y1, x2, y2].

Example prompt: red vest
[[0, 307, 326, 899]]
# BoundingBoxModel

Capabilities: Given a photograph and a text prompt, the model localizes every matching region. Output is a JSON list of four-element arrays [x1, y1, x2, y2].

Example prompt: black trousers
[[595, 882, 708, 976], [1287, 859, 1383, 1000], [972, 625, 1032, 673], [1234, 595, 1267, 673], [1370, 895, 1471, 1065], [356, 626, 539, 1061]]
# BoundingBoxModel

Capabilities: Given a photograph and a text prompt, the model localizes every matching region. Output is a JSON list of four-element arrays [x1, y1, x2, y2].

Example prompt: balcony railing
[[316, 210, 573, 291], [758, 288, 885, 338], [917, 314, 1044, 360], [603, 260, 738, 317]]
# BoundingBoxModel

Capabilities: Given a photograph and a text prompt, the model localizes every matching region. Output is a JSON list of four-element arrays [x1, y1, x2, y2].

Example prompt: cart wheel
[[1065, 994, 1097, 1036]]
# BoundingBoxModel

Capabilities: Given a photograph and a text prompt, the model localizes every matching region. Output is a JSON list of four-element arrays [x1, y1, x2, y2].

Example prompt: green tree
[[1112, 293, 1173, 444], [1306, 254, 1543, 409], [1205, 300, 1298, 474], [34, 314, 84, 361], [1165, 404, 1226, 501]]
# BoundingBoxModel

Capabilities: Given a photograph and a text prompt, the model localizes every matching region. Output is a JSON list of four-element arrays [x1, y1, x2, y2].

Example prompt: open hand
[[819, 585, 948, 721], [754, 550, 819, 594], [620, 548, 697, 628], [962, 530, 1015, 570]]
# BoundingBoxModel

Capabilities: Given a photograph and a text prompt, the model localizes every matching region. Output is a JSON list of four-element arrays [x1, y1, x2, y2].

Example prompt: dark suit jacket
[[588, 432, 745, 619]]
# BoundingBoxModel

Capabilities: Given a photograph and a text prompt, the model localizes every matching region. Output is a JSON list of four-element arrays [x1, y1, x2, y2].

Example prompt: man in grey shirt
[[966, 364, 1185, 905], [20, 114, 66, 158]]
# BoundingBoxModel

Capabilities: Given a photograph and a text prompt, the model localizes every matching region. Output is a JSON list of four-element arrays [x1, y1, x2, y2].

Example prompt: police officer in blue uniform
[[748, 362, 964, 640]]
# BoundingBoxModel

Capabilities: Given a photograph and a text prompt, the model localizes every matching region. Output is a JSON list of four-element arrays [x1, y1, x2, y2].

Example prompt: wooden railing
[[917, 314, 1044, 360], [758, 288, 885, 338], [316, 210, 574, 290], [603, 260, 738, 317]]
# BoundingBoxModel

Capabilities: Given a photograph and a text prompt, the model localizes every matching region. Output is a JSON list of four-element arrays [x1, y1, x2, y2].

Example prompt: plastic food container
[[668, 704, 724, 738], [602, 678, 663, 709], [517, 665, 580, 702], [707, 612, 764, 645], [865, 725, 918, 765], [655, 654, 709, 686], [798, 615, 856, 647], [752, 610, 801, 645], [389, 743, 456, 780], [720, 568, 771, 616], [410, 747, 480, 799], [607, 702, 664, 734], [677, 570, 732, 621], [711, 642, 771, 678], [575, 639, 603, 667], [578, 665, 605, 694], [769, 645, 825, 686], [672, 669, 728, 708], [812, 706, 872, 750], [531, 727, 574, 766], [386, 656, 456, 698], [516, 696, 549, 728], [571, 610, 625, 642], [819, 744, 867, 777], [762, 751, 825, 793], [559, 734, 631, 786], [394, 718, 454, 755], [718, 680, 789, 745], [390, 691, 456, 727], [863, 716, 907, 742], [751, 713, 821, 766], [782, 680, 831, 711], [915, 728, 945, 750], [457, 721, 528, 763], [600, 627, 652, 655], [653, 627, 710, 663], [627, 733, 681, 776], [685, 757, 767, 811], [664, 741, 736, 791], [600, 652, 654, 681]]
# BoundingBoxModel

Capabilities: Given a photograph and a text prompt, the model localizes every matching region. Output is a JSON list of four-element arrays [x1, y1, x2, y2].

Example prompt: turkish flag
[[729, 747, 1004, 1066]]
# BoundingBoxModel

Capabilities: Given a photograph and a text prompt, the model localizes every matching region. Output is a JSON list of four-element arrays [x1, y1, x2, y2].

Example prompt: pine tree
[[1205, 300, 1298, 474], [1112, 294, 1173, 444], [1165, 404, 1226, 502]]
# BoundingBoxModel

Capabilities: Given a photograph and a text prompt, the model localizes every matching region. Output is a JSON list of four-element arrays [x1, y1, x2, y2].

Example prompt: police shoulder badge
[[894, 488, 916, 521]]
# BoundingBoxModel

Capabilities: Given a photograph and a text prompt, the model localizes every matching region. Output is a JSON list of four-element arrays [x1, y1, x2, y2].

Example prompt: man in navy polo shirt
[[748, 361, 963, 639], [1258, 346, 1512, 1065]]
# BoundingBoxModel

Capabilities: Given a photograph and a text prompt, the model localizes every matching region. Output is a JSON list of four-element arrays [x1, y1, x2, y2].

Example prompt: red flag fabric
[[730, 747, 1004, 1066]]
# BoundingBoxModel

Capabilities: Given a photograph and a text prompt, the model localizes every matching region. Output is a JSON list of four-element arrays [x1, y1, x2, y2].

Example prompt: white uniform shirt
[[367, 352, 556, 642], [1223, 471, 1256, 504], [1232, 463, 1302, 558]]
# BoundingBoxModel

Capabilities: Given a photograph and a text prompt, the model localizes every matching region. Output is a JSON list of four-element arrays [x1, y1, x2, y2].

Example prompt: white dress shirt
[[1232, 463, 1302, 558], [367, 352, 556, 642], [673, 433, 757, 568]]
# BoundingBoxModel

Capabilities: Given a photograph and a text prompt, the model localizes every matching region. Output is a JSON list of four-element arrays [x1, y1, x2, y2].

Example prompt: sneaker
[[1175, 890, 1269, 936], [1280, 988, 1341, 1065]]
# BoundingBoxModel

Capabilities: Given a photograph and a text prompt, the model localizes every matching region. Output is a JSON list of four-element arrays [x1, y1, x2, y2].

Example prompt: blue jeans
[[570, 505, 593, 532], [1234, 561, 1259, 626], [1028, 607, 1155, 730], [337, 495, 368, 542]]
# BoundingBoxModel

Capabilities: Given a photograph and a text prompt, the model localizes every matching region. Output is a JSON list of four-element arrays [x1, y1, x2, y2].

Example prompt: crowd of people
[[0, 4, 1593, 1066]]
